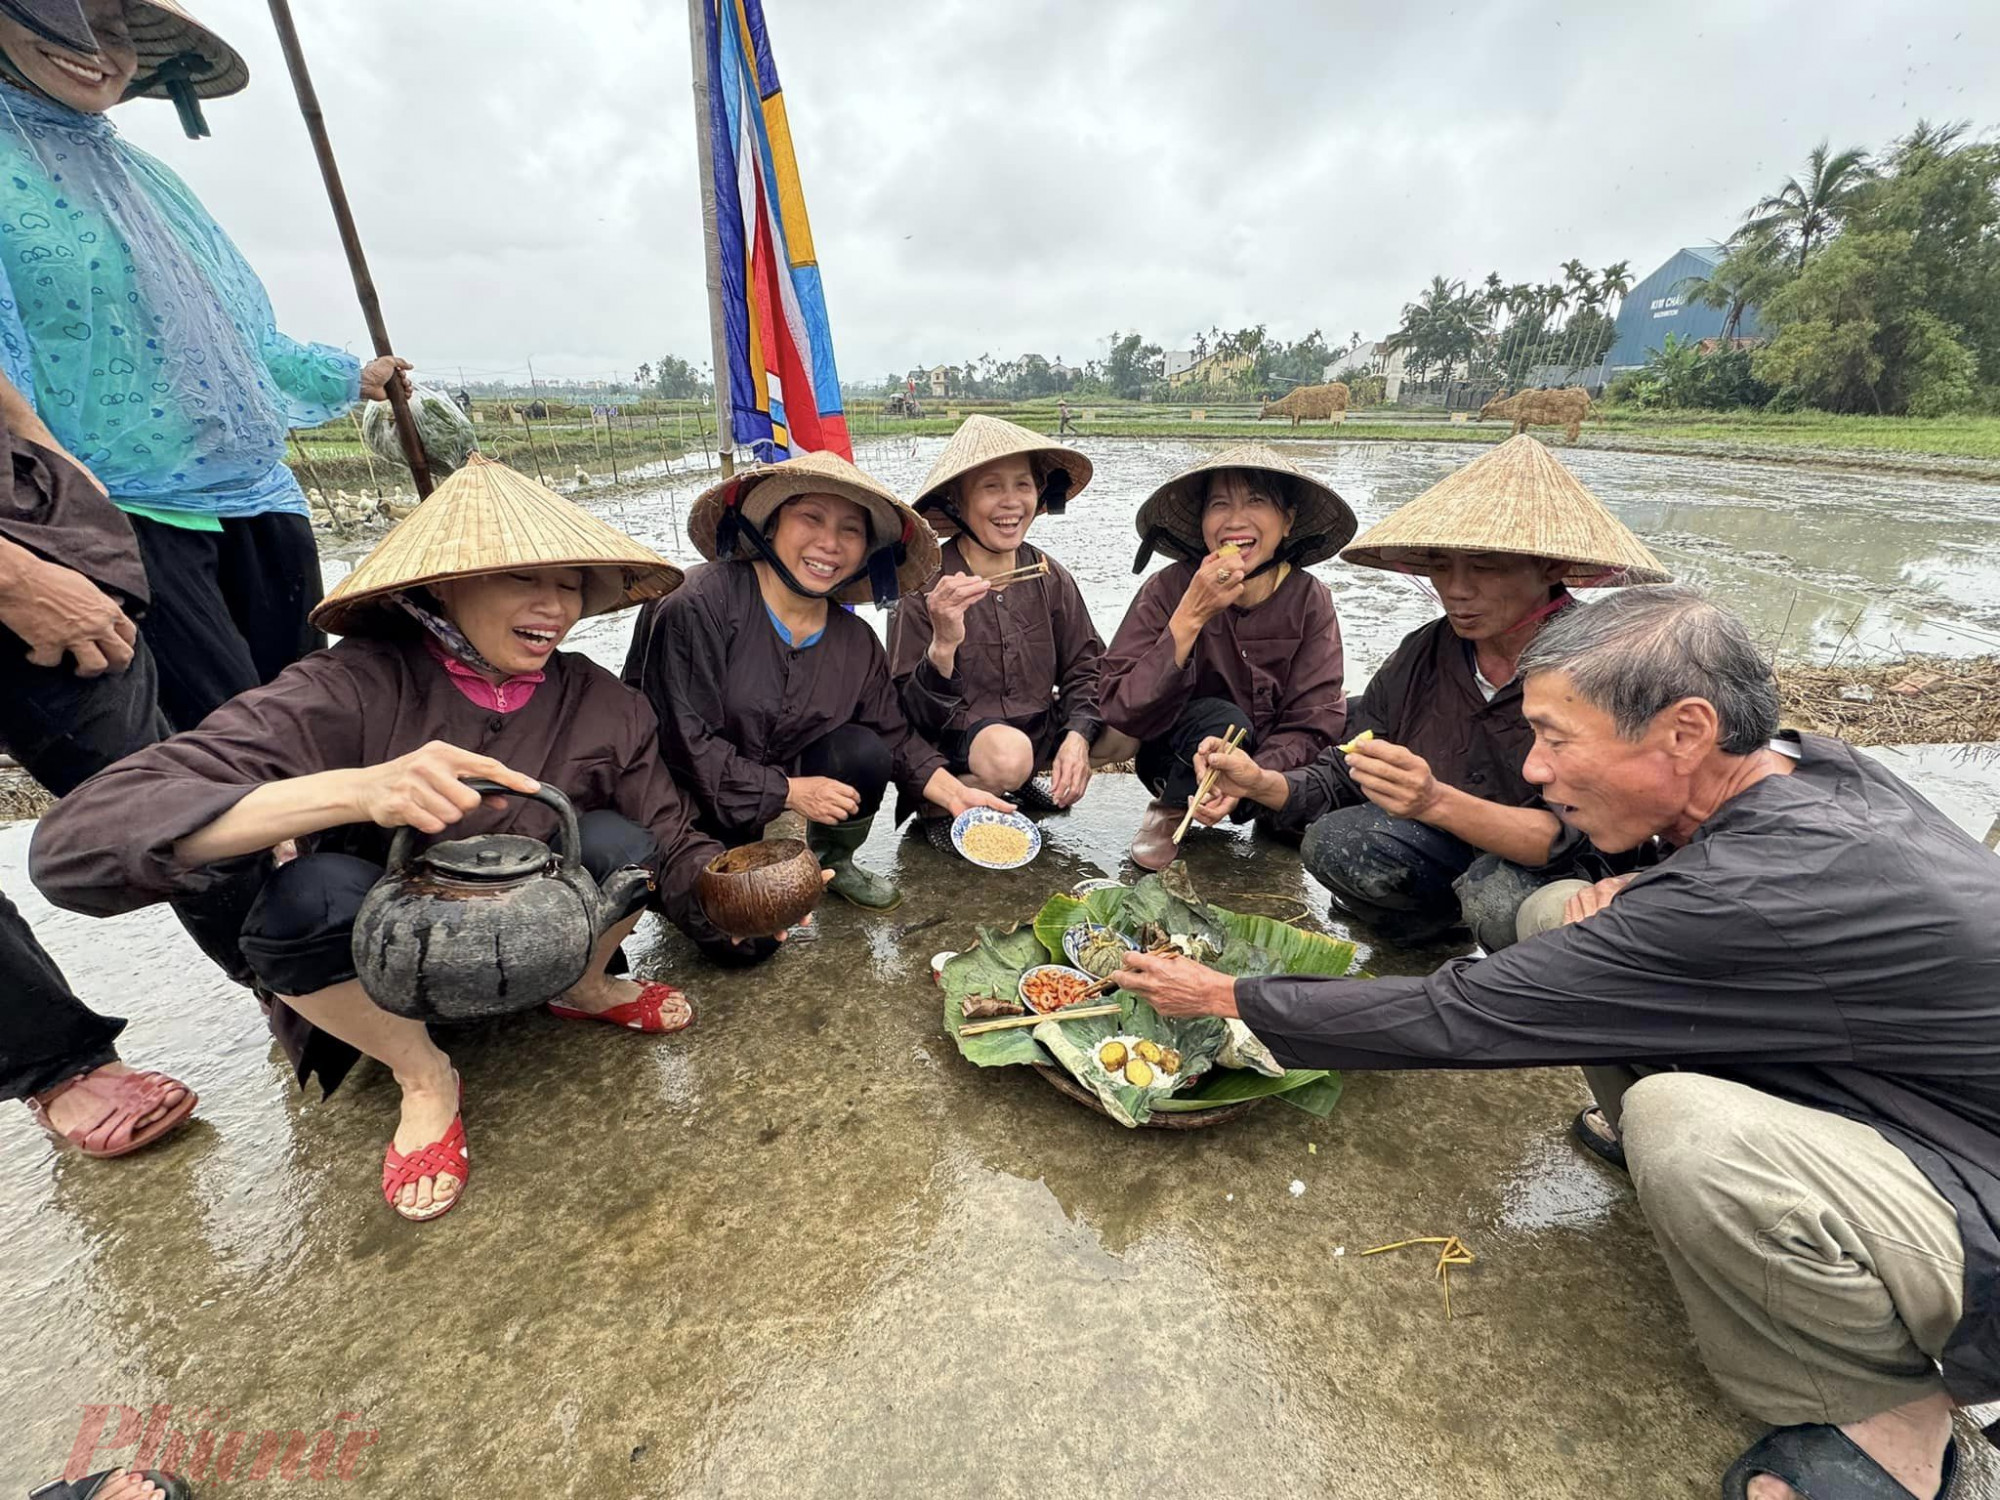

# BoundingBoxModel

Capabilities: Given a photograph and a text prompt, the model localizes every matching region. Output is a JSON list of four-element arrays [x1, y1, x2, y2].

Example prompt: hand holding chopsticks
[[1174, 724, 1248, 843], [984, 558, 1050, 586]]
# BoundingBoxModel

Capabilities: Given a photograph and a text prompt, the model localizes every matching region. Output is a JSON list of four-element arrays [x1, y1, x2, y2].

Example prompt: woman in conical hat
[[0, 0, 415, 736], [1096, 443, 1355, 871], [1195, 433, 1671, 950], [887, 415, 1105, 838], [624, 450, 1012, 915], [35, 457, 780, 1224]]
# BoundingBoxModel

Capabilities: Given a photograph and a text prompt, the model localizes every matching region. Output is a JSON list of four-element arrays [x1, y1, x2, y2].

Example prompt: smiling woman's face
[[768, 491, 870, 595], [1199, 470, 1292, 571], [0, 0, 137, 113], [956, 455, 1039, 555], [430, 567, 585, 677]]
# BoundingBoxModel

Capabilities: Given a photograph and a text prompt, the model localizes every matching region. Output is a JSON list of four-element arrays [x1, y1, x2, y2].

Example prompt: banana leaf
[[950, 872, 1362, 1124], [941, 927, 1052, 1068]]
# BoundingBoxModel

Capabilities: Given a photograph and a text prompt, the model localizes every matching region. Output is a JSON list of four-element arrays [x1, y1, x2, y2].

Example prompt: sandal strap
[[1723, 1423, 1953, 1500], [28, 1068, 189, 1154], [382, 1115, 468, 1200]]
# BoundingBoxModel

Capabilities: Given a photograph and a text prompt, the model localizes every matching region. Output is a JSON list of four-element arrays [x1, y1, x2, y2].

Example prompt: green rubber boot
[[808, 816, 903, 911]]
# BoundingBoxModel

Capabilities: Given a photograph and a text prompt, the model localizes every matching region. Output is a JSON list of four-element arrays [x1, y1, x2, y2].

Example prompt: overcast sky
[[116, 0, 1995, 386]]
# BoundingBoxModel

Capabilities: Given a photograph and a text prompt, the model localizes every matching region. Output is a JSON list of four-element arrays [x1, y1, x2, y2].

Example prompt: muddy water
[[8, 438, 2000, 1494]]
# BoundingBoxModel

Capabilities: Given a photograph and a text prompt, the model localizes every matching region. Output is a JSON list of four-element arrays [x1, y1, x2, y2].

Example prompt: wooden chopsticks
[[959, 1002, 1120, 1036], [1173, 724, 1247, 843], [984, 559, 1049, 586]]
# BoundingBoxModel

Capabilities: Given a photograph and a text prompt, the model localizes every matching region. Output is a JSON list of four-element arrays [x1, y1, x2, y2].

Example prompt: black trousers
[[715, 722, 893, 845], [1301, 801, 1597, 950], [238, 811, 659, 1094], [0, 634, 169, 1100], [129, 511, 325, 730], [1134, 695, 1253, 807]]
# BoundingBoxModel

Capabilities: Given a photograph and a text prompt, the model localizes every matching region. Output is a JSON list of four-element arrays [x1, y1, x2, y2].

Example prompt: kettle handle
[[382, 779, 585, 874]]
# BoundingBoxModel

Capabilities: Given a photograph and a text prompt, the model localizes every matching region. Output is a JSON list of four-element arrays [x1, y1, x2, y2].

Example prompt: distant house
[[1166, 349, 1252, 390], [925, 364, 952, 398], [1162, 350, 1196, 380], [1323, 341, 1432, 403], [1605, 246, 1764, 370]]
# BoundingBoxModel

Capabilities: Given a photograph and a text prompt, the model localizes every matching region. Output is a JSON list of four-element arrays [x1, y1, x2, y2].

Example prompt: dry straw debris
[[1775, 654, 2000, 745]]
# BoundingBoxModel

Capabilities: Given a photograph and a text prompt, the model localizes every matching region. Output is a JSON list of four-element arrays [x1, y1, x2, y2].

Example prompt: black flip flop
[[1569, 1107, 1628, 1173], [30, 1471, 194, 1500], [1722, 1424, 1957, 1499]]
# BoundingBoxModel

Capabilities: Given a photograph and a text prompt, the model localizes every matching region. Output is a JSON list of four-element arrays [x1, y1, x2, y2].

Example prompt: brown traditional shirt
[[0, 415, 149, 609], [1272, 603, 1567, 835], [1099, 561, 1346, 773], [887, 538, 1105, 754], [1237, 734, 2000, 1403], [30, 632, 727, 951], [623, 560, 947, 838]]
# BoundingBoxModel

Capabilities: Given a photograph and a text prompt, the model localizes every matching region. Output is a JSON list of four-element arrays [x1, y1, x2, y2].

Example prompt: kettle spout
[[597, 865, 656, 932]]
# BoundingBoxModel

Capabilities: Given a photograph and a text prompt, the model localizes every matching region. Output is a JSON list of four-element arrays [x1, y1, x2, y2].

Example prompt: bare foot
[[388, 1064, 461, 1216], [1744, 1393, 1956, 1499], [556, 973, 646, 1015], [40, 1061, 185, 1139], [88, 1471, 166, 1500]]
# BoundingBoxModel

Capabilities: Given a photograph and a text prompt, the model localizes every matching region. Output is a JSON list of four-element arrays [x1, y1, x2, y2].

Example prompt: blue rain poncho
[[0, 84, 360, 520]]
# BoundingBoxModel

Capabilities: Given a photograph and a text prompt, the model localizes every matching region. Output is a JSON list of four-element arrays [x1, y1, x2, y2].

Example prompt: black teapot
[[351, 781, 653, 1022]]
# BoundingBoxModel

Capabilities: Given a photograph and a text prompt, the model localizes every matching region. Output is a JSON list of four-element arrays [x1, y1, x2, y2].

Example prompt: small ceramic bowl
[[1063, 923, 1139, 975], [950, 808, 1042, 870], [1018, 963, 1097, 1015]]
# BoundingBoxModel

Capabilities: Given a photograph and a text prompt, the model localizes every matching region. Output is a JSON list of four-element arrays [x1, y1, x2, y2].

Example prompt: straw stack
[[1340, 434, 1670, 586]]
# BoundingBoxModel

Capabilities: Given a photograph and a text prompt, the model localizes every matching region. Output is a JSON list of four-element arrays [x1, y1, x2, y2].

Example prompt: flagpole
[[265, 0, 434, 497], [687, 0, 736, 478]]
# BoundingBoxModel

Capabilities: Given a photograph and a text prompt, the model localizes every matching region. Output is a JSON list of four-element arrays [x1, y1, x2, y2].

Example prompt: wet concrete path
[[8, 436, 2000, 1494]]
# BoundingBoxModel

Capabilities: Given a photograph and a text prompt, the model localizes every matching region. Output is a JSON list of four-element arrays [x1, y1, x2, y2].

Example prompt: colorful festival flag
[[695, 0, 852, 463]]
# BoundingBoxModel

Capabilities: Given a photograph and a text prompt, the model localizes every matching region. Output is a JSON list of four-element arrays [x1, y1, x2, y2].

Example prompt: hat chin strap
[[927, 466, 1072, 542], [716, 507, 903, 608], [126, 54, 211, 138]]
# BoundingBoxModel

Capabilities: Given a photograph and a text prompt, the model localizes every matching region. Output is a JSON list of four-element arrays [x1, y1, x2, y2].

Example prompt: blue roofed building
[[1604, 246, 1763, 370]]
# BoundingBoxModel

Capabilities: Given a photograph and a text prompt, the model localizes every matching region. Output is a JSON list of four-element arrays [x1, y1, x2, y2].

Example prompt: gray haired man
[[1115, 585, 1999, 1498]]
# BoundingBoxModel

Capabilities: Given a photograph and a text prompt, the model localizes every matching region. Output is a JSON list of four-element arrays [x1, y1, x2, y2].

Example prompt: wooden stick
[[959, 1002, 1121, 1036], [265, 0, 433, 498], [1173, 724, 1247, 844]]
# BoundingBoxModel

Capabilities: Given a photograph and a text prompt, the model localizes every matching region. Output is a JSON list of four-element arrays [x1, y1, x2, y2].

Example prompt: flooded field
[[6, 437, 1999, 1495], [328, 435, 2000, 683]]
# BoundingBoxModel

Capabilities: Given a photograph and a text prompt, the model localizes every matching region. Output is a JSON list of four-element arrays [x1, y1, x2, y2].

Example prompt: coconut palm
[[1675, 235, 1787, 343], [1890, 118, 1970, 170], [1599, 261, 1634, 317], [1740, 141, 1876, 269]]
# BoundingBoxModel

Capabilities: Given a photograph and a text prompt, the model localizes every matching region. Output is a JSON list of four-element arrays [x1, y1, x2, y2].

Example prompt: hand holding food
[[925, 571, 992, 653], [1343, 737, 1443, 821], [1173, 548, 1249, 629], [1108, 950, 1239, 1019]]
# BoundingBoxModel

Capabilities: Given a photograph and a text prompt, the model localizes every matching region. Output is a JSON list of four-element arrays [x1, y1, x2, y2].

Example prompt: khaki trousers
[[1516, 881, 1966, 1424]]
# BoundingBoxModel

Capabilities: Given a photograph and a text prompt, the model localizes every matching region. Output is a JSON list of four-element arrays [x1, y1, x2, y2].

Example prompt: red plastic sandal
[[27, 1065, 198, 1159], [546, 981, 695, 1034], [382, 1075, 468, 1223]]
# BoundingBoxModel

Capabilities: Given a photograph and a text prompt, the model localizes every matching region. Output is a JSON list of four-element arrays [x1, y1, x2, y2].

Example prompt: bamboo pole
[[264, 0, 431, 498]]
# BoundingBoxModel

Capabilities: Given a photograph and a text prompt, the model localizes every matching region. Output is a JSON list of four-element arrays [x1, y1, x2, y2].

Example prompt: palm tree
[[1674, 235, 1786, 343], [1890, 118, 1970, 171], [1599, 261, 1634, 318], [1739, 140, 1876, 269]]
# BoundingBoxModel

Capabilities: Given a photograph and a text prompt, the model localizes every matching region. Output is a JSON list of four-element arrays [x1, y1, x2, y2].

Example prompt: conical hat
[[912, 414, 1092, 538], [311, 454, 682, 635], [125, 0, 247, 101], [1340, 434, 1670, 586], [1133, 443, 1356, 568], [686, 449, 939, 606]]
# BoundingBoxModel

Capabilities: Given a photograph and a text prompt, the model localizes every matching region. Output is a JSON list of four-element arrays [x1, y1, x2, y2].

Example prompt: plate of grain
[[950, 807, 1042, 869]]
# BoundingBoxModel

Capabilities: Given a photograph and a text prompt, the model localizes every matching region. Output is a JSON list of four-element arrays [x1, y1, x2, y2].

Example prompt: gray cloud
[[118, 0, 1998, 385]]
